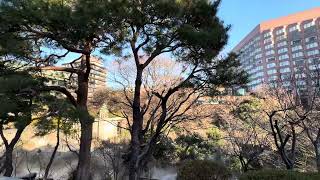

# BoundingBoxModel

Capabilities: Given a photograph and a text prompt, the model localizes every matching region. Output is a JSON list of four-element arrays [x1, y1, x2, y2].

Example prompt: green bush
[[240, 170, 320, 180], [177, 160, 231, 180]]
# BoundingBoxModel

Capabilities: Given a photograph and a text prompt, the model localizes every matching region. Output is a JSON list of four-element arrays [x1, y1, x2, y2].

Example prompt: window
[[254, 66, 263, 72], [309, 64, 320, 70], [256, 59, 262, 65], [303, 21, 315, 29], [265, 44, 274, 49], [251, 79, 263, 85], [267, 69, 277, 75], [277, 41, 287, 47], [276, 34, 286, 41], [296, 80, 306, 86], [283, 81, 291, 87], [249, 66, 263, 74], [249, 51, 255, 57], [279, 54, 289, 60], [280, 61, 290, 67], [307, 49, 319, 56], [278, 48, 288, 54], [267, 57, 276, 62], [289, 25, 298, 32], [280, 67, 291, 73], [252, 72, 264, 79], [267, 63, 276, 68], [264, 31, 271, 38], [268, 76, 277, 82], [295, 59, 304, 66], [308, 58, 319, 64], [255, 48, 262, 53], [254, 36, 261, 42], [306, 42, 318, 49], [292, 52, 303, 58], [265, 50, 275, 56], [276, 28, 284, 35], [294, 67, 305, 73], [281, 74, 291, 80], [295, 73, 306, 78], [264, 38, 272, 44], [291, 39, 301, 46], [255, 54, 262, 59], [291, 45, 303, 52], [305, 36, 317, 43]]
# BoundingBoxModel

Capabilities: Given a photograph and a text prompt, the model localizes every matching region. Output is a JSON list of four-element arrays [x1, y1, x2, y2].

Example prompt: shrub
[[177, 160, 231, 180], [240, 170, 320, 180], [153, 135, 177, 163]]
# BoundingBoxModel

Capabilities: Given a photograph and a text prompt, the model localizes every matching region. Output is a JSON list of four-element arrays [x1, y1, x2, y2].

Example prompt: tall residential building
[[46, 56, 107, 101], [233, 7, 320, 91], [63, 56, 107, 101], [88, 57, 108, 100]]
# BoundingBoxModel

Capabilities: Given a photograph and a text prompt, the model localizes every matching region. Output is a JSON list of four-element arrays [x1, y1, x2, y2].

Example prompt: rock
[[20, 173, 37, 180]]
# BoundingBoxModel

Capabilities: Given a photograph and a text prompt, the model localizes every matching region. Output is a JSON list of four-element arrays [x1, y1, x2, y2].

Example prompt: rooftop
[[233, 7, 320, 52], [260, 7, 320, 31]]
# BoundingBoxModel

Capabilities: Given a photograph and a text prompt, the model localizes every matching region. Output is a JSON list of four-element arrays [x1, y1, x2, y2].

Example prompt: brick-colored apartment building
[[46, 56, 107, 101], [233, 7, 320, 91]]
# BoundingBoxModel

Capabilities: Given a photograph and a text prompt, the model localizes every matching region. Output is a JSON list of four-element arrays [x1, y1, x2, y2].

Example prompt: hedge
[[177, 160, 231, 180], [240, 169, 320, 180]]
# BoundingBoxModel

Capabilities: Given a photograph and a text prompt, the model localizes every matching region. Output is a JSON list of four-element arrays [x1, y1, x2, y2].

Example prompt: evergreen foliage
[[177, 160, 231, 180], [240, 170, 320, 180]]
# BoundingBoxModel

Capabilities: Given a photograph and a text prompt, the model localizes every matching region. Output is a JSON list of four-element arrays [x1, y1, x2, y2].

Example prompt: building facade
[[233, 7, 320, 91], [46, 56, 107, 101]]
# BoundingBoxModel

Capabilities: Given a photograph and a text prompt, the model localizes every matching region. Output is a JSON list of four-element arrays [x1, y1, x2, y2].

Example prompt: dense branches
[[106, 1, 248, 176]]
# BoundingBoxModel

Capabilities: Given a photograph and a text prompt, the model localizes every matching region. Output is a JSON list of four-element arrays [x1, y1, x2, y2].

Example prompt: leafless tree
[[95, 140, 127, 180], [219, 96, 270, 172], [107, 57, 223, 176], [293, 61, 320, 171]]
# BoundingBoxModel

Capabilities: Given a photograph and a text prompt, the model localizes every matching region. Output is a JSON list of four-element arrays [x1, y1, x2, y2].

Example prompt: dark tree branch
[[39, 86, 77, 107]]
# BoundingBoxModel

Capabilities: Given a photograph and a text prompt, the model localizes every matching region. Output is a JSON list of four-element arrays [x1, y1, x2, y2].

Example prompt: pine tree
[[102, 0, 248, 178], [0, 1, 123, 179], [0, 63, 44, 176]]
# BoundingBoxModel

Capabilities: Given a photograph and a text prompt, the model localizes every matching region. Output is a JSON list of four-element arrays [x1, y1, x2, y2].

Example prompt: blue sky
[[218, 0, 320, 53], [56, 0, 320, 87], [61, 0, 320, 66]]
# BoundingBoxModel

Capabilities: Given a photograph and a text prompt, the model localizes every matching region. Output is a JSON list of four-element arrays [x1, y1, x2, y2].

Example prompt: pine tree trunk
[[314, 142, 320, 172], [129, 69, 143, 180], [0, 127, 25, 177], [75, 55, 93, 180], [285, 162, 294, 170], [128, 132, 140, 180], [43, 119, 60, 180], [76, 122, 93, 180], [3, 147, 13, 177]]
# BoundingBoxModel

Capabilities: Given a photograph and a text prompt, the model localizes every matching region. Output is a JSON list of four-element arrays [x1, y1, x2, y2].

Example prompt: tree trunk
[[75, 55, 93, 180], [43, 119, 60, 180], [128, 133, 140, 180], [284, 162, 294, 170], [3, 147, 13, 177], [239, 155, 248, 172], [314, 142, 320, 172], [0, 127, 25, 177], [286, 163, 294, 170], [129, 69, 143, 180], [76, 122, 93, 180], [279, 149, 294, 170]]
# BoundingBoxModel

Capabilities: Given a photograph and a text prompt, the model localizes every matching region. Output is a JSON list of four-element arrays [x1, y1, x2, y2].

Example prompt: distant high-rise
[[233, 7, 320, 91], [46, 56, 107, 101], [63, 56, 107, 101], [88, 57, 107, 99]]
